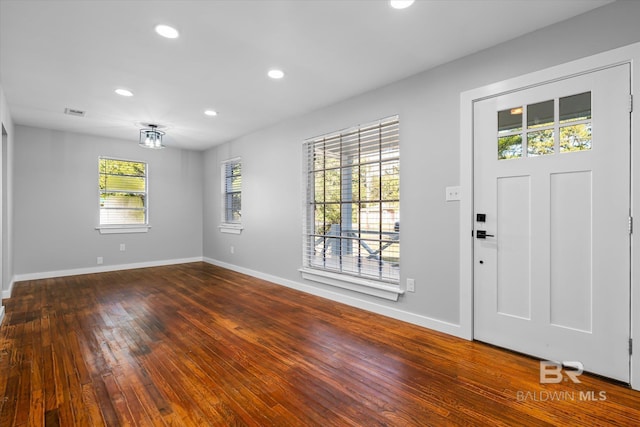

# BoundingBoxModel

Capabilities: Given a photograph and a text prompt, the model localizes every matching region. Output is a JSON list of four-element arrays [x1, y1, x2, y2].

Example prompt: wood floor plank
[[1, 262, 639, 426], [0, 372, 19, 426]]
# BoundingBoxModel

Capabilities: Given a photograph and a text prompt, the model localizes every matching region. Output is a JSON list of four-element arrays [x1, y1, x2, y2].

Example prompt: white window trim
[[220, 157, 242, 234], [219, 223, 243, 234], [299, 268, 404, 301], [96, 225, 151, 235], [97, 156, 150, 234]]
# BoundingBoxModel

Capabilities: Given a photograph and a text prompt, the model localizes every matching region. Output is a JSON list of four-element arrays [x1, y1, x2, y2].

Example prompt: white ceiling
[[0, 0, 613, 151]]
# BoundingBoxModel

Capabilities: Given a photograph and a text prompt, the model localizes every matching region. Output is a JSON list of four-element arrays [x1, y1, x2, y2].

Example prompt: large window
[[99, 157, 147, 227], [302, 116, 400, 290], [219, 158, 242, 234]]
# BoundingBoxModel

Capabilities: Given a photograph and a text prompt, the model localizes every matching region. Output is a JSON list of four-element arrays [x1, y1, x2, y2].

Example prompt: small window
[[220, 158, 242, 234], [560, 92, 592, 152], [498, 107, 523, 159], [527, 99, 554, 157], [98, 157, 148, 232]]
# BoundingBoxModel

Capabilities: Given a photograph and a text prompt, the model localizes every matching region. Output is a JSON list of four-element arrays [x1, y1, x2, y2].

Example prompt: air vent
[[64, 108, 86, 117]]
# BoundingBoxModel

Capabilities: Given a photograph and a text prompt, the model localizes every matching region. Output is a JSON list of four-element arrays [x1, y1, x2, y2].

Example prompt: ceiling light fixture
[[139, 124, 165, 149], [115, 88, 133, 97], [204, 110, 218, 117], [389, 0, 415, 9], [155, 24, 179, 39], [268, 69, 285, 79]]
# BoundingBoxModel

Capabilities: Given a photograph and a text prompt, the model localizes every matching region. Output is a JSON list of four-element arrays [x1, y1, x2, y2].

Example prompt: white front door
[[473, 64, 631, 382]]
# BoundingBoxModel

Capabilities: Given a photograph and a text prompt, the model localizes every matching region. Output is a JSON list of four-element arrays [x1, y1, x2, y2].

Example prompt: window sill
[[299, 268, 404, 301], [96, 225, 150, 235], [219, 224, 243, 234]]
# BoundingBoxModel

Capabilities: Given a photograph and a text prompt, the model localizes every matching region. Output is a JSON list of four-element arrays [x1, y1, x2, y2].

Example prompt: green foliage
[[498, 135, 522, 159], [527, 129, 554, 156], [560, 123, 591, 152], [497, 123, 591, 159], [99, 158, 146, 193]]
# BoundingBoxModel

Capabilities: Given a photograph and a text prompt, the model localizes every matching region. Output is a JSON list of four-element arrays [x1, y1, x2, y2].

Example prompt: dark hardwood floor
[[1, 262, 639, 426]]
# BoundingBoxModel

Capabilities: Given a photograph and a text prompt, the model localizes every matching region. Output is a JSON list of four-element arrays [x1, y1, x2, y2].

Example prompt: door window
[[497, 91, 592, 159]]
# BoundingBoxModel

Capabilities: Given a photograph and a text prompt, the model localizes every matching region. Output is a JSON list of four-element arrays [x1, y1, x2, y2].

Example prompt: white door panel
[[474, 65, 630, 382]]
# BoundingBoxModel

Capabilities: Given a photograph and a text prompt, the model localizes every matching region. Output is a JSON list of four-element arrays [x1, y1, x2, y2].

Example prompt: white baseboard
[[12, 257, 204, 284], [203, 257, 464, 339], [0, 305, 4, 325], [2, 279, 14, 300]]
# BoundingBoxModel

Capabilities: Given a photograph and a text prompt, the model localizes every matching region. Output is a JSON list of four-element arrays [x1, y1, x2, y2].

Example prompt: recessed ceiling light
[[389, 0, 415, 9], [115, 88, 133, 97], [268, 69, 285, 80], [204, 110, 218, 117], [155, 24, 179, 39]]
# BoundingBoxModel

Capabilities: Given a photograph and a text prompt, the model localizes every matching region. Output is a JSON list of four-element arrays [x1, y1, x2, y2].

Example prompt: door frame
[[459, 42, 640, 391]]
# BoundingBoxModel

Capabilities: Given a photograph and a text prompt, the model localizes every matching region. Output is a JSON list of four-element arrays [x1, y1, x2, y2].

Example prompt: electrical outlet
[[120, 243, 126, 251], [97, 256, 103, 265], [230, 246, 235, 254], [445, 186, 461, 201], [406, 278, 415, 292]]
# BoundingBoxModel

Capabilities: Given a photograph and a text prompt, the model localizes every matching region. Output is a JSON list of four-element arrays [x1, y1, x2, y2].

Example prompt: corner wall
[[0, 83, 15, 324]]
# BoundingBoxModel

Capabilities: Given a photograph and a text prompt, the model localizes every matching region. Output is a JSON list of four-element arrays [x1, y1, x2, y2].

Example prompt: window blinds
[[303, 116, 400, 284], [223, 159, 242, 223], [99, 157, 147, 225]]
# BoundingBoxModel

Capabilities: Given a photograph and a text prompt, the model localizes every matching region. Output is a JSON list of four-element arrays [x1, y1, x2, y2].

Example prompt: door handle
[[476, 230, 495, 239]]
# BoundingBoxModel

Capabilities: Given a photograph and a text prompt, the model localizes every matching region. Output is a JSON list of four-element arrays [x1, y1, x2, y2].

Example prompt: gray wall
[[0, 83, 15, 295], [13, 125, 203, 275], [203, 1, 640, 327]]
